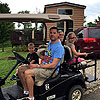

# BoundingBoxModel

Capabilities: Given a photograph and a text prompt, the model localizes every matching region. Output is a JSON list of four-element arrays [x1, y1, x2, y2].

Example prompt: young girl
[[66, 32, 88, 80]]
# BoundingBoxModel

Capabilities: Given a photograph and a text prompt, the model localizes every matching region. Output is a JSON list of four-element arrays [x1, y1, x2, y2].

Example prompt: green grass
[[0, 47, 28, 88]]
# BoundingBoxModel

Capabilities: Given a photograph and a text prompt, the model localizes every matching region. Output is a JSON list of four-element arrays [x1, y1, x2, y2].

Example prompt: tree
[[0, 2, 15, 52], [85, 16, 100, 27], [87, 22, 96, 27], [84, 16, 87, 24], [95, 16, 100, 23]]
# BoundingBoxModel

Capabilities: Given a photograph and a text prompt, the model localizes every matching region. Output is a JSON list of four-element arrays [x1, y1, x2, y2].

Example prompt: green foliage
[[85, 16, 100, 27], [39, 23, 43, 31], [18, 10, 30, 14], [0, 40, 11, 48], [0, 22, 15, 43], [12, 45, 28, 52], [0, 2, 10, 13], [4, 40, 12, 47], [84, 16, 87, 24], [0, 2, 15, 52], [87, 22, 96, 27]]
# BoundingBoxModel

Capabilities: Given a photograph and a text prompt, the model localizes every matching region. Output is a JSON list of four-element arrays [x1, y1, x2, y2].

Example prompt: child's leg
[[10, 65, 27, 80], [15, 69, 18, 75], [82, 69, 88, 79]]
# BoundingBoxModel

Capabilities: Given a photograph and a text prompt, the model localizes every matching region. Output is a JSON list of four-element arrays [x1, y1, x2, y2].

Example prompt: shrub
[[12, 45, 28, 52]]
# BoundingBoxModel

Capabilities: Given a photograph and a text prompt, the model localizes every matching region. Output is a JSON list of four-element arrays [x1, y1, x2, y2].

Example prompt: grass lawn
[[0, 47, 28, 88]]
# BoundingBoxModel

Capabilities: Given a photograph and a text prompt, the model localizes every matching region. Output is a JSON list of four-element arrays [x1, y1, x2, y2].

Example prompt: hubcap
[[72, 90, 81, 100]]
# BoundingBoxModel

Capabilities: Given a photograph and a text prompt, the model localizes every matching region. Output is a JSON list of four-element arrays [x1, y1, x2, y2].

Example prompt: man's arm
[[30, 58, 61, 69]]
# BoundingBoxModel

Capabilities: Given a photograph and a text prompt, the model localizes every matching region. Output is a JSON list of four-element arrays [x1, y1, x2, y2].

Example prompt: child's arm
[[70, 45, 87, 57], [30, 60, 35, 64]]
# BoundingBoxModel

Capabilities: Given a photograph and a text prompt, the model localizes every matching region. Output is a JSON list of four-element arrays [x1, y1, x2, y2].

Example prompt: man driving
[[18, 27, 65, 100]]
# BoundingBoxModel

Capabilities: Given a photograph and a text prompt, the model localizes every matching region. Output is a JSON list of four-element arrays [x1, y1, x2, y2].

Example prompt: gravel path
[[84, 59, 100, 94]]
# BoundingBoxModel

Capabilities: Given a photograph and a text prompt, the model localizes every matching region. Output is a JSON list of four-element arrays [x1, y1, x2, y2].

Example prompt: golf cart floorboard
[[2, 84, 23, 100]]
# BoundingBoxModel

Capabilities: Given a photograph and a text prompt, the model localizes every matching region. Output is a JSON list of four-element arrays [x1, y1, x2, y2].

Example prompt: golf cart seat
[[64, 45, 88, 70]]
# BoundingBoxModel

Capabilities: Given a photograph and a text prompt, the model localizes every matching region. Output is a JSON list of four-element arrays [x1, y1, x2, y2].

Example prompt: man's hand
[[29, 64, 39, 68]]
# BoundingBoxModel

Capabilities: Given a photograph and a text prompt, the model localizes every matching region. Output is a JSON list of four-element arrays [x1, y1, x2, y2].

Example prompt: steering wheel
[[13, 51, 30, 64]]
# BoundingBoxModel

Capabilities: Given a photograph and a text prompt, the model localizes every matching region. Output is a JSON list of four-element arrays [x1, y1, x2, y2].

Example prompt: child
[[24, 48, 46, 70], [66, 32, 88, 80], [37, 48, 46, 64], [10, 43, 39, 80]]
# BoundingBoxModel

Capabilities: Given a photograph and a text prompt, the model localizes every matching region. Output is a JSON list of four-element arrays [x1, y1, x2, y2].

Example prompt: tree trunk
[[1, 43, 4, 52]]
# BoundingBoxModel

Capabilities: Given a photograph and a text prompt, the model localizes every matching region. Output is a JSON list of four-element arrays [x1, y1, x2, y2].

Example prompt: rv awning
[[0, 14, 72, 22]]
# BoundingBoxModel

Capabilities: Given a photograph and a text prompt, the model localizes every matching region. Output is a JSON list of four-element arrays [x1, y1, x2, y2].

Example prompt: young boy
[[10, 43, 39, 80]]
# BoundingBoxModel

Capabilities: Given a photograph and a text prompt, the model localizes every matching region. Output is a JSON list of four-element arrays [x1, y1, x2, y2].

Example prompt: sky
[[0, 0, 100, 24]]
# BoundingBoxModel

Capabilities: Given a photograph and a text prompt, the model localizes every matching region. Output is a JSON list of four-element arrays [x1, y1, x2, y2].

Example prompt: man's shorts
[[33, 68, 58, 86]]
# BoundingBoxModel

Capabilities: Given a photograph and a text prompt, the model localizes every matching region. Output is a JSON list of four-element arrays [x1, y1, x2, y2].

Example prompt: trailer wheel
[[68, 85, 83, 100]]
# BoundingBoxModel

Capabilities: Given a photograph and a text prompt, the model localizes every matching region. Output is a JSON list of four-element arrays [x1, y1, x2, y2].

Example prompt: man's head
[[28, 43, 35, 53], [49, 27, 59, 42]]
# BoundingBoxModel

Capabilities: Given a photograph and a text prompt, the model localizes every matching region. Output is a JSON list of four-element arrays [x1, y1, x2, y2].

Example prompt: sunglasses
[[59, 34, 64, 36], [69, 37, 76, 39]]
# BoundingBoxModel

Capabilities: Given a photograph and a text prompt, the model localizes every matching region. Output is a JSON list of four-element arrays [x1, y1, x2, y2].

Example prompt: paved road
[[83, 89, 100, 100]]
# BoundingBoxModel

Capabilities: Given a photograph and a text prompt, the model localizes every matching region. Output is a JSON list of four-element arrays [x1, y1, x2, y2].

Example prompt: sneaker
[[24, 91, 29, 95], [22, 97, 35, 100], [10, 74, 19, 80], [16, 75, 20, 80], [17, 94, 29, 99], [21, 98, 29, 100]]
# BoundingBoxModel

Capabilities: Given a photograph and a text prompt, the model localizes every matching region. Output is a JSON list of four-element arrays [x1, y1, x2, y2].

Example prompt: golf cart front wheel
[[68, 85, 83, 100]]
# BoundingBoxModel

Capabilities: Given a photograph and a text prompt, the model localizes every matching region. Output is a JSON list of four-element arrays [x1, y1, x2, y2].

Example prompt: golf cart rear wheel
[[68, 85, 83, 100]]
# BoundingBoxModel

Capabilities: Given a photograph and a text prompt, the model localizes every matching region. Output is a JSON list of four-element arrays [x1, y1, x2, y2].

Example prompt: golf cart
[[0, 14, 97, 100]]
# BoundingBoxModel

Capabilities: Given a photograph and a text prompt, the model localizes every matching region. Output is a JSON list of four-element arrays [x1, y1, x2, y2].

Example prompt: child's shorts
[[67, 57, 82, 64]]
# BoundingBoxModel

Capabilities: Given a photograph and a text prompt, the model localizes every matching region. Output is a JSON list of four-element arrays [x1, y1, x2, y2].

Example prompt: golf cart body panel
[[35, 72, 86, 100], [1, 69, 86, 100]]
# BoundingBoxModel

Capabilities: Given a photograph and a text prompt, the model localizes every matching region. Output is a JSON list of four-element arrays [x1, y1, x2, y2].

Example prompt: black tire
[[68, 85, 83, 100]]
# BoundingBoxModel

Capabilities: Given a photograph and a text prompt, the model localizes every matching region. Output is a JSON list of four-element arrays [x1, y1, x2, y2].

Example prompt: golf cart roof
[[0, 14, 72, 22]]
